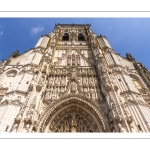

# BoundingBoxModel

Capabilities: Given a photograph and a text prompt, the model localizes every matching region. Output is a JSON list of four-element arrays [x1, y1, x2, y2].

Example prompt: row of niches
[[48, 76, 67, 86], [44, 86, 100, 101], [48, 68, 96, 75], [47, 75, 98, 87], [81, 86, 101, 100]]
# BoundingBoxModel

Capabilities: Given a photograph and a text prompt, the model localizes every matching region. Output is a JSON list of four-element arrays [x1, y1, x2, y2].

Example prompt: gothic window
[[6, 71, 17, 77], [78, 33, 85, 41], [133, 80, 142, 90], [62, 33, 69, 41], [0, 70, 17, 88], [130, 74, 145, 91]]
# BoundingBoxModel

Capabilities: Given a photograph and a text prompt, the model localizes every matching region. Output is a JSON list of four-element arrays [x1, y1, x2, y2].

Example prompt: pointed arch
[[78, 33, 85, 41], [37, 95, 106, 132], [129, 73, 147, 89], [0, 68, 19, 88], [62, 33, 69, 41]]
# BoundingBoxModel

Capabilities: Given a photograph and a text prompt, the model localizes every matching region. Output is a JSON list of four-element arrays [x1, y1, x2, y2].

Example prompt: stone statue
[[49, 76, 53, 85], [71, 112, 77, 133], [76, 56, 80, 65], [39, 74, 45, 85], [23, 123, 30, 133], [83, 87, 87, 93], [130, 121, 138, 133], [45, 91, 49, 99], [67, 57, 71, 65], [118, 123, 126, 133], [82, 76, 87, 85], [61, 76, 66, 86], [11, 123, 18, 133], [90, 88, 96, 99], [61, 87, 65, 92], [88, 77, 93, 85], [51, 91, 57, 100], [54, 77, 59, 86], [71, 82, 77, 93]]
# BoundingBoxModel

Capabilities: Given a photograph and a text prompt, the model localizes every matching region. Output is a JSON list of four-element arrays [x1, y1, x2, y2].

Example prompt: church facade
[[0, 24, 150, 132]]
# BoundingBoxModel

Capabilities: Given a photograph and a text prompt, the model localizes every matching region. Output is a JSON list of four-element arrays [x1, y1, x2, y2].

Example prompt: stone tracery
[[49, 107, 98, 132]]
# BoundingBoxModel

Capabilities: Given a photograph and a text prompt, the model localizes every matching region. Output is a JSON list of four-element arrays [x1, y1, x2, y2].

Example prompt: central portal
[[49, 106, 98, 132], [40, 98, 106, 133]]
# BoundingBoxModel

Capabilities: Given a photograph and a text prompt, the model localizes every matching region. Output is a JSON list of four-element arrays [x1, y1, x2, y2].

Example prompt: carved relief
[[118, 123, 126, 132], [48, 107, 98, 132], [129, 121, 138, 133], [10, 123, 18, 133], [70, 81, 77, 93]]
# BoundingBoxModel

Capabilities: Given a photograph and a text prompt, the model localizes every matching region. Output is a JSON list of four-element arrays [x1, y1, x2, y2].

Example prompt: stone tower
[[0, 24, 150, 132]]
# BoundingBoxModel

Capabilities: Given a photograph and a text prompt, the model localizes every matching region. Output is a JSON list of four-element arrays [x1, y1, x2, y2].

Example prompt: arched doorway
[[38, 96, 106, 132]]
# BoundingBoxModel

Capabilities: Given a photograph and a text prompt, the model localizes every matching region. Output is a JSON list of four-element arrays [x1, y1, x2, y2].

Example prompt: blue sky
[[0, 18, 150, 69]]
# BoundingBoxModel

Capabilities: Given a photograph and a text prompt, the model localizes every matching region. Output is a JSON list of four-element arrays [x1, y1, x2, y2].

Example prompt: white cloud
[[31, 26, 44, 35], [0, 30, 3, 36]]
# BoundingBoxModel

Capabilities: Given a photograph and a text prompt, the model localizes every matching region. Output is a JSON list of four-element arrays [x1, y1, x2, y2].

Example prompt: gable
[[53, 49, 94, 67]]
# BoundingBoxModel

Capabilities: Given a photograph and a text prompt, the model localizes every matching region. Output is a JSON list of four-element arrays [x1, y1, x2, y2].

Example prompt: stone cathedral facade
[[0, 24, 150, 133]]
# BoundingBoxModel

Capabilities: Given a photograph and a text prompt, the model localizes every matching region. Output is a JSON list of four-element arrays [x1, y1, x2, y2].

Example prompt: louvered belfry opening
[[62, 33, 69, 41]]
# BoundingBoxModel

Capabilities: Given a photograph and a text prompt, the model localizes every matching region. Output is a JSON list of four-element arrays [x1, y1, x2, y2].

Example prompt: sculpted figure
[[51, 88, 57, 100], [61, 76, 66, 86], [67, 57, 71, 65], [45, 91, 49, 99], [76, 56, 80, 65], [88, 77, 93, 85], [61, 87, 65, 92], [11, 123, 18, 133], [54, 77, 60, 86], [89, 87, 96, 99], [39, 74, 45, 84], [82, 76, 87, 85], [23, 123, 30, 133], [49, 76, 53, 85], [118, 123, 126, 133], [83, 87, 87, 92], [130, 121, 138, 133], [71, 82, 77, 93]]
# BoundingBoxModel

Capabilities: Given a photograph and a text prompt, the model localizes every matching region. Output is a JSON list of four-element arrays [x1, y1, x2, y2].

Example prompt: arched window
[[0, 70, 17, 88], [78, 33, 85, 41], [133, 80, 142, 90], [130, 74, 144, 90], [62, 33, 69, 41], [6, 71, 17, 77]]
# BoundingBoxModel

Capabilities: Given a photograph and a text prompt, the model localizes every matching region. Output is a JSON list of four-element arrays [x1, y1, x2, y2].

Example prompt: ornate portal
[[48, 107, 98, 132]]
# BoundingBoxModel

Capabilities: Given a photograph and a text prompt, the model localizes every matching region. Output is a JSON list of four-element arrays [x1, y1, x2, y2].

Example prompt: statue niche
[[70, 82, 77, 93]]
